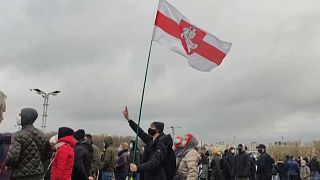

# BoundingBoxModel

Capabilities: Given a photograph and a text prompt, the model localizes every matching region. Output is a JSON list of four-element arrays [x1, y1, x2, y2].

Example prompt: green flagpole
[[130, 40, 153, 180]]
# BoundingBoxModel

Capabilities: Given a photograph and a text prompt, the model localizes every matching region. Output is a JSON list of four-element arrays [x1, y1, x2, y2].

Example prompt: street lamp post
[[30, 88, 61, 132], [170, 126, 181, 138]]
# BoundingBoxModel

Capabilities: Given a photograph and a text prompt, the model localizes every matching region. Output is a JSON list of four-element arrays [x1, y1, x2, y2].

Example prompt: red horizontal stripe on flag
[[196, 41, 226, 65], [155, 11, 181, 39]]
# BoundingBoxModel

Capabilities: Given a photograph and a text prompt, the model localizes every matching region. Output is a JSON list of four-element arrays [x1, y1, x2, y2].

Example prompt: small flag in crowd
[[152, 0, 232, 72]]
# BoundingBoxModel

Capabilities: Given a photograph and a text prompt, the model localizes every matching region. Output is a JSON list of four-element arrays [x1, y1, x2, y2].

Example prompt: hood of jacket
[[77, 140, 94, 153], [104, 136, 113, 148], [57, 135, 77, 148], [158, 133, 173, 148]]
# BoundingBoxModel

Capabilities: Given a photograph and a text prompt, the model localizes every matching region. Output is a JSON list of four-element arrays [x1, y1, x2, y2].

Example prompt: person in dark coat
[[225, 147, 236, 180], [244, 146, 256, 180], [285, 156, 299, 180], [256, 144, 274, 180], [277, 159, 286, 180], [199, 151, 209, 180], [116, 143, 130, 180], [72, 129, 94, 180], [309, 156, 320, 180], [123, 106, 173, 180], [0, 133, 11, 180], [211, 147, 222, 180], [233, 144, 251, 180]]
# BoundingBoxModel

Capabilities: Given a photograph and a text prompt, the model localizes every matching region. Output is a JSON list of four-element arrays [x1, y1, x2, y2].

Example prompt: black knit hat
[[73, 129, 85, 141], [58, 127, 74, 139], [151, 122, 164, 133]]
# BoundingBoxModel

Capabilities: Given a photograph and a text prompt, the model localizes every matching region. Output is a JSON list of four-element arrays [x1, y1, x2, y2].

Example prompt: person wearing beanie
[[73, 129, 85, 141], [51, 127, 76, 180], [6, 108, 53, 180], [123, 106, 175, 180], [72, 129, 93, 180]]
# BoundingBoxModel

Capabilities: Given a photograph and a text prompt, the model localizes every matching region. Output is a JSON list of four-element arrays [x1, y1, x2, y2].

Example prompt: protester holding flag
[[123, 106, 174, 180]]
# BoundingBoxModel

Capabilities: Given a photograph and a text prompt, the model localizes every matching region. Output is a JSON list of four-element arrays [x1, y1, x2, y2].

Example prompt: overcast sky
[[1, 0, 320, 145]]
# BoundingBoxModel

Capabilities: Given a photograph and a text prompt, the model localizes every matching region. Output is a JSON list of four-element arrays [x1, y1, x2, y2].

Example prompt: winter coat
[[309, 158, 319, 172], [234, 152, 251, 178], [226, 153, 235, 175], [72, 140, 93, 180], [6, 125, 53, 179], [0, 133, 11, 180], [91, 144, 101, 175], [211, 154, 221, 176], [100, 137, 116, 172], [256, 152, 274, 177], [285, 160, 300, 176], [300, 165, 310, 180], [199, 155, 209, 179], [128, 120, 172, 180], [178, 149, 200, 180], [116, 149, 129, 173], [277, 161, 286, 176], [51, 136, 76, 180]]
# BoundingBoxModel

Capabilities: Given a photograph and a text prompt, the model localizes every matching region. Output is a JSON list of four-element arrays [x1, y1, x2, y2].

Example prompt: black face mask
[[238, 148, 243, 153], [148, 128, 157, 136], [258, 149, 263, 153]]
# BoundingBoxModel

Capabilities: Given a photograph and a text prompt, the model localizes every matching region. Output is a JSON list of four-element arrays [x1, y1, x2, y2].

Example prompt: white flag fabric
[[152, 0, 232, 72]]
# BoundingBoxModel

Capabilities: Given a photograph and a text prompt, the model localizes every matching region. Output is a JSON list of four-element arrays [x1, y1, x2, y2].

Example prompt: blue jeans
[[102, 171, 114, 180]]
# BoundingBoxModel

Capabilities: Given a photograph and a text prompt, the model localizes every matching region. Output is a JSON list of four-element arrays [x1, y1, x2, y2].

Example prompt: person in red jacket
[[51, 127, 76, 180]]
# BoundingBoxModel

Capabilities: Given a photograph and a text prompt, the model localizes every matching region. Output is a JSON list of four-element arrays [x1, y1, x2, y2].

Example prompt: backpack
[[164, 145, 177, 180]]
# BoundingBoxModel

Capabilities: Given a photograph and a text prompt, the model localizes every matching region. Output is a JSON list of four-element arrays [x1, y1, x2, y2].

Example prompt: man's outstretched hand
[[123, 106, 130, 121]]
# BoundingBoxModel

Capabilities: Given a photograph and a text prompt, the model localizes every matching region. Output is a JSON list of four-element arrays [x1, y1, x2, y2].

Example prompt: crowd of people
[[1, 90, 320, 180]]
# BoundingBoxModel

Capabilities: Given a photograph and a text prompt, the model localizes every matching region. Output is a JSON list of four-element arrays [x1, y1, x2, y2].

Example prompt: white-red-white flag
[[152, 0, 232, 72]]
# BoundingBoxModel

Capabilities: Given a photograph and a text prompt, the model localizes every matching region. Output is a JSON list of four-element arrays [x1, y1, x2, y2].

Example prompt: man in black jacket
[[233, 144, 251, 180], [72, 129, 94, 180], [123, 106, 173, 180], [310, 156, 320, 180]]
